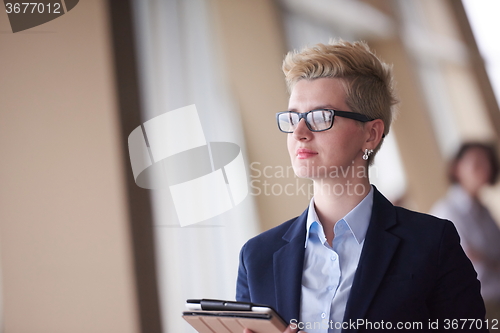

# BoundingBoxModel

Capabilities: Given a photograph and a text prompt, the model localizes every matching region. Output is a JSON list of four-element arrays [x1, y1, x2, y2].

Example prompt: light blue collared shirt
[[299, 186, 374, 333]]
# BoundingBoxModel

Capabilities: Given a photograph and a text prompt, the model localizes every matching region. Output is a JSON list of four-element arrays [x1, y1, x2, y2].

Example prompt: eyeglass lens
[[278, 110, 333, 132]]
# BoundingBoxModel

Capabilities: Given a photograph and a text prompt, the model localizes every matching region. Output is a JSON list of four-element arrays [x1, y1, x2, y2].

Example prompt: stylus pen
[[199, 299, 252, 311]]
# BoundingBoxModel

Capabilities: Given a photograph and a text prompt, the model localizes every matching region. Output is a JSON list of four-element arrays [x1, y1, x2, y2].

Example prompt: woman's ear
[[365, 119, 385, 149]]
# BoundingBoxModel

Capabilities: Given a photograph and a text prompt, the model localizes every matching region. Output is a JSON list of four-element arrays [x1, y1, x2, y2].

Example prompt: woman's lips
[[296, 148, 318, 159]]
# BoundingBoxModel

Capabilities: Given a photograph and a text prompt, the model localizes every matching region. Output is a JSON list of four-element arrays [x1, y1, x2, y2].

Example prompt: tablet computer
[[182, 299, 287, 333]]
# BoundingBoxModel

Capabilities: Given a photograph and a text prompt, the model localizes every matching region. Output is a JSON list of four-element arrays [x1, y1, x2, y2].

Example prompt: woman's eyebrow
[[287, 105, 338, 112], [314, 105, 338, 110]]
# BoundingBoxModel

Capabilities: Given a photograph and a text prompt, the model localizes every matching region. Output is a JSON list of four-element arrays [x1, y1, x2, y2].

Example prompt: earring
[[362, 149, 373, 161]]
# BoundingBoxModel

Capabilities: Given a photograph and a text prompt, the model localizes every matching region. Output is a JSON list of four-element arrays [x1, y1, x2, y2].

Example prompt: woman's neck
[[312, 176, 371, 244]]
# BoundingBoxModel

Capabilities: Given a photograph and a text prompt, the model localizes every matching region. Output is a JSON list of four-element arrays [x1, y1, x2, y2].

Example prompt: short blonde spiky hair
[[282, 40, 398, 161]]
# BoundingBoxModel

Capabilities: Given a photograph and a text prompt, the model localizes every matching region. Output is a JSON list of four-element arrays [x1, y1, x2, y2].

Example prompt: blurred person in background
[[431, 142, 500, 321]]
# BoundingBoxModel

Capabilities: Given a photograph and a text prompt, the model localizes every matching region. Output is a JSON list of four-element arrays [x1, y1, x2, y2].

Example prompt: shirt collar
[[305, 185, 374, 248], [305, 199, 327, 247]]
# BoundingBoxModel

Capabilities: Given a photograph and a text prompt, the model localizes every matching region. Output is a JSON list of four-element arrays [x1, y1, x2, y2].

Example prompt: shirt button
[[327, 286, 334, 291], [331, 256, 336, 261], [321, 312, 326, 319]]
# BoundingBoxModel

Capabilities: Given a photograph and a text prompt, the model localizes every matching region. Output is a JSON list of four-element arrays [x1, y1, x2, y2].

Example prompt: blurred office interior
[[0, 0, 499, 332]]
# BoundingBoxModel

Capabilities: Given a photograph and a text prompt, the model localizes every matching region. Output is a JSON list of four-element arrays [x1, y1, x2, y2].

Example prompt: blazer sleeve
[[428, 220, 487, 331], [236, 242, 251, 302]]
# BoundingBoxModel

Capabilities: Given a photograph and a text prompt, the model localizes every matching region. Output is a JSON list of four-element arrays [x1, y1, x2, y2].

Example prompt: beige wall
[[373, 39, 449, 212], [212, 0, 311, 232], [0, 1, 140, 332]]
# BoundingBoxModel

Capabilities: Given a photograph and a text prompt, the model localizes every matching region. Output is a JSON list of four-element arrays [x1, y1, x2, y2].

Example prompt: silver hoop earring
[[362, 149, 373, 161]]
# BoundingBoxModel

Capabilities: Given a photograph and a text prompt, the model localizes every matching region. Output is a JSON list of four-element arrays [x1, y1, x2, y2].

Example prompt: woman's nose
[[292, 119, 312, 140]]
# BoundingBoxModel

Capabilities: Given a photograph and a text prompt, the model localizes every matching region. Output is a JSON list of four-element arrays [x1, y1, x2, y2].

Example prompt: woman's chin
[[292, 165, 312, 178], [292, 167, 326, 179]]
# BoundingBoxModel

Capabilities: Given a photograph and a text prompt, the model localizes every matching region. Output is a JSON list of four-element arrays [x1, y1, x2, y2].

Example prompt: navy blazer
[[236, 187, 487, 332]]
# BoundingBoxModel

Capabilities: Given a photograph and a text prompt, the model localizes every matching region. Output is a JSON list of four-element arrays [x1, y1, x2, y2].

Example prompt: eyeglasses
[[276, 109, 375, 133]]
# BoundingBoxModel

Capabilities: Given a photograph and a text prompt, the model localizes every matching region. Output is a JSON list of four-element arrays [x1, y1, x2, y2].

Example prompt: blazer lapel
[[343, 188, 400, 331], [273, 209, 308, 324]]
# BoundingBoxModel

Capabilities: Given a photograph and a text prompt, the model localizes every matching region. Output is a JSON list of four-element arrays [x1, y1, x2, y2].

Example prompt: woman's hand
[[243, 324, 303, 333]]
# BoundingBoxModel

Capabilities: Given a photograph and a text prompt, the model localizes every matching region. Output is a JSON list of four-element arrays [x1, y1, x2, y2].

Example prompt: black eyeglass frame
[[276, 109, 375, 133]]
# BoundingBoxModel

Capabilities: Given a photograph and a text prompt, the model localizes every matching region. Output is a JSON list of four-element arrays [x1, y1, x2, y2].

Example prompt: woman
[[239, 40, 486, 333], [431, 142, 500, 322]]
